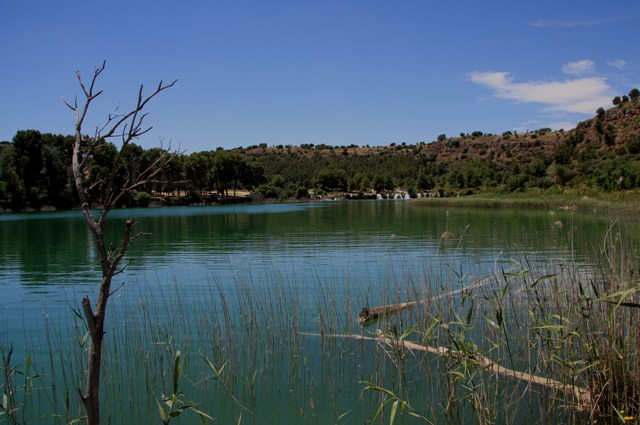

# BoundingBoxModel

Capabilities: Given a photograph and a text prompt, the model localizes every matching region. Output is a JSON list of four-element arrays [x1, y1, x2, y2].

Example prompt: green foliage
[[135, 191, 153, 207], [255, 184, 283, 199], [627, 136, 640, 155], [156, 351, 212, 424], [3, 130, 75, 210], [1, 345, 40, 425], [361, 381, 432, 425], [554, 142, 575, 165], [536, 127, 552, 135], [314, 168, 348, 192]]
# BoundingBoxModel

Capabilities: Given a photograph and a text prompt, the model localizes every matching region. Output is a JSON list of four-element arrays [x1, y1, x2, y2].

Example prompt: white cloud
[[548, 121, 576, 131], [562, 60, 594, 75], [468, 71, 612, 114], [607, 59, 627, 70]]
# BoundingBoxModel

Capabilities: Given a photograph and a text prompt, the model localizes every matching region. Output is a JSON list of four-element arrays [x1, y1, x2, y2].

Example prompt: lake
[[0, 200, 634, 424]]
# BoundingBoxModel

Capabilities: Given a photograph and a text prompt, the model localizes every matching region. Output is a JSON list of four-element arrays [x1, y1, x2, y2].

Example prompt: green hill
[[231, 97, 640, 197]]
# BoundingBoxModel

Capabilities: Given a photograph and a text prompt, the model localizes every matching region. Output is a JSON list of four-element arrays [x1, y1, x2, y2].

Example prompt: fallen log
[[359, 301, 421, 322], [303, 332, 593, 412], [358, 274, 497, 323]]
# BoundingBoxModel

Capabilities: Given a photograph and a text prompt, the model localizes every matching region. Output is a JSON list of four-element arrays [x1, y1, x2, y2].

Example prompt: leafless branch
[[65, 61, 176, 425]]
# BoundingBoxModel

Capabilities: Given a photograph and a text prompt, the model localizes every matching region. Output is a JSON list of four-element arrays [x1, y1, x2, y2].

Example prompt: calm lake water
[[0, 200, 635, 424]]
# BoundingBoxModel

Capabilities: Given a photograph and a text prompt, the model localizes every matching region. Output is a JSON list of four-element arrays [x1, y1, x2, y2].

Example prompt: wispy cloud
[[530, 19, 612, 28], [530, 16, 628, 28], [607, 59, 627, 70], [562, 60, 594, 75], [468, 71, 613, 114]]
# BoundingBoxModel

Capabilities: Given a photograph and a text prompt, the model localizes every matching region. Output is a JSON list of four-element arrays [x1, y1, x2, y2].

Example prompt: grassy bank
[[413, 189, 640, 215]]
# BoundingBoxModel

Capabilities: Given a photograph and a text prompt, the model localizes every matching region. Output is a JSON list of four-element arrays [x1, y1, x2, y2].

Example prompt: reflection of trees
[[0, 215, 98, 285], [2, 204, 633, 289]]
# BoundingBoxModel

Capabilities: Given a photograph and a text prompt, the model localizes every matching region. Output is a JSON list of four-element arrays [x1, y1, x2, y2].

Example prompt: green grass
[[414, 189, 640, 215]]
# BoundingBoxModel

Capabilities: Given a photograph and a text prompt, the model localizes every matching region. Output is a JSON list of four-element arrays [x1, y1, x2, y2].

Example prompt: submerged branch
[[303, 332, 593, 412]]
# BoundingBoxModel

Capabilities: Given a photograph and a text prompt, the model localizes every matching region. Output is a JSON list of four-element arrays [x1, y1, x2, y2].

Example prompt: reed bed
[[1, 221, 638, 424]]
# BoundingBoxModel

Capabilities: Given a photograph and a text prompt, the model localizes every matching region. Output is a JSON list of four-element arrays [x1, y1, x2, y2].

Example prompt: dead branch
[[303, 332, 593, 412], [65, 61, 176, 425]]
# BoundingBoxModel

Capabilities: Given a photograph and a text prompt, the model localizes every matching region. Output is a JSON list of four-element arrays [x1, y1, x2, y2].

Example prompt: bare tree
[[63, 61, 177, 425]]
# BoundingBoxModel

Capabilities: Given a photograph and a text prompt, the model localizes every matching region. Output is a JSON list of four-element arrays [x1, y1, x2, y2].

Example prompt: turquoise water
[[0, 201, 632, 423]]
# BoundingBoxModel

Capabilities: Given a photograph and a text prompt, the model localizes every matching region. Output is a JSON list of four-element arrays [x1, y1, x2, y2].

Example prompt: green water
[[0, 201, 634, 424]]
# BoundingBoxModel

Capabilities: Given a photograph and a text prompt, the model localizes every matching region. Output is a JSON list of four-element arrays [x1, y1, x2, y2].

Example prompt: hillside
[[229, 97, 640, 198]]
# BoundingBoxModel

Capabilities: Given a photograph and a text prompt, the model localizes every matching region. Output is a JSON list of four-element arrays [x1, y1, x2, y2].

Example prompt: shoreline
[[3, 189, 640, 216]]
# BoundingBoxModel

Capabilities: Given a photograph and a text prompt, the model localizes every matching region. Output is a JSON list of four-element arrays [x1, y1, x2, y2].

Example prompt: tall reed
[[1, 219, 638, 424]]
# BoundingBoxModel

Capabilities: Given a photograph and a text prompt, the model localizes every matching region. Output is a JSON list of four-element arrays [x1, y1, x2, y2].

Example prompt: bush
[[627, 136, 640, 155], [255, 184, 282, 199], [135, 191, 153, 207], [295, 186, 309, 199]]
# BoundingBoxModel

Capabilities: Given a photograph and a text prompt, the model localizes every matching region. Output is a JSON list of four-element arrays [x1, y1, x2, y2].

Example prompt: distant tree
[[295, 186, 309, 199], [12, 130, 44, 207], [437, 134, 447, 142], [271, 174, 286, 188], [315, 168, 348, 191], [185, 152, 213, 194], [630, 88, 640, 102], [471, 131, 484, 137], [417, 171, 435, 191], [622, 95, 630, 103], [627, 135, 640, 155], [613, 96, 622, 106], [373, 172, 394, 193], [210, 151, 250, 196], [0, 143, 22, 209], [596, 107, 606, 120], [554, 142, 575, 165], [245, 162, 267, 188]]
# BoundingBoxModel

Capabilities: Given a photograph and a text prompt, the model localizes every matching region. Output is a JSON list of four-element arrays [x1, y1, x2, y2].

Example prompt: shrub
[[255, 184, 282, 199], [135, 191, 153, 207]]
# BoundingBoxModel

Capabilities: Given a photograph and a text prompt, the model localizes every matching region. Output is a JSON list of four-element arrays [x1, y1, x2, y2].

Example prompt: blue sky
[[1, 1, 639, 152]]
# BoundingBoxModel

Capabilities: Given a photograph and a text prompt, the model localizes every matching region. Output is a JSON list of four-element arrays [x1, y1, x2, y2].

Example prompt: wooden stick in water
[[358, 274, 497, 323]]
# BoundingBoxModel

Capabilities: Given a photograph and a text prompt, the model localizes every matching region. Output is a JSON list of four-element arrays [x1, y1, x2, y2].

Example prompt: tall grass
[[1, 220, 638, 424]]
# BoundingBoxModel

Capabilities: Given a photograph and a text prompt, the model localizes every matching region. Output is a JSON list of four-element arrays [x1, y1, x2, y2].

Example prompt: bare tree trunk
[[64, 61, 176, 425]]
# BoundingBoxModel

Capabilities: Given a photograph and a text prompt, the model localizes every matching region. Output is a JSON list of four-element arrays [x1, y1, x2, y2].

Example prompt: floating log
[[358, 275, 497, 324], [358, 301, 421, 323]]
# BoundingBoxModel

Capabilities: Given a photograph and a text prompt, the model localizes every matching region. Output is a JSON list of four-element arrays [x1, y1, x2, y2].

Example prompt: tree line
[[0, 130, 270, 211], [2, 99, 640, 211]]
